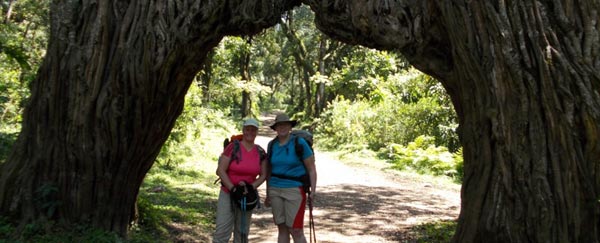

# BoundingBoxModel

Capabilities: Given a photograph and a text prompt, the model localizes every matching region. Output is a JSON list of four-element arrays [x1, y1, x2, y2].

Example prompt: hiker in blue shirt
[[265, 113, 316, 243]]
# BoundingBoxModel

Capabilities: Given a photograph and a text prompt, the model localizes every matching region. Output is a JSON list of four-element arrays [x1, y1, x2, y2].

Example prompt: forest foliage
[[0, 0, 49, 163], [0, 3, 462, 179]]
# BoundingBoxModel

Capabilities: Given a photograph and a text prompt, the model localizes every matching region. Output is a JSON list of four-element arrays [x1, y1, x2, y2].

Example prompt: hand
[[230, 185, 245, 200], [263, 197, 271, 207]]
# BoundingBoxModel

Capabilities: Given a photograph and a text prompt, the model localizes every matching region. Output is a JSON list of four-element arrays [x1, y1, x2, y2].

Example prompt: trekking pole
[[241, 197, 248, 243], [308, 194, 317, 243]]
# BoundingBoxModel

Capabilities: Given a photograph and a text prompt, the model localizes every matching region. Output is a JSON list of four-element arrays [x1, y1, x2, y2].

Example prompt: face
[[274, 122, 293, 137], [242, 126, 258, 142]]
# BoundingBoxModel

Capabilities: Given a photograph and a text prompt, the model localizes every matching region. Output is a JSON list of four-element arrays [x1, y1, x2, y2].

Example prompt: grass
[[129, 125, 227, 242], [0, 217, 123, 243], [413, 220, 458, 243], [131, 162, 220, 242]]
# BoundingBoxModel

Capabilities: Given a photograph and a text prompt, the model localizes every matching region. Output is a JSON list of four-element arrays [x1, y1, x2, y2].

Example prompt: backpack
[[267, 130, 313, 194], [214, 134, 266, 185], [290, 130, 314, 153], [223, 134, 266, 163]]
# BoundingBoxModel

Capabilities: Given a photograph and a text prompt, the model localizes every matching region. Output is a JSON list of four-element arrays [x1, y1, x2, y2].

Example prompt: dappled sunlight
[[235, 118, 460, 242], [248, 182, 459, 242]]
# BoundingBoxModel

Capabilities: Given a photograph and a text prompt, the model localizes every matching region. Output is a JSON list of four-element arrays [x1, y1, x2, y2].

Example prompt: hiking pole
[[308, 194, 317, 243], [241, 197, 248, 243]]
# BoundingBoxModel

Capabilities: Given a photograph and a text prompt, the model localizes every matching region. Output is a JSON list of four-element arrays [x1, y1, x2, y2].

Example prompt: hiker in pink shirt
[[213, 118, 268, 243]]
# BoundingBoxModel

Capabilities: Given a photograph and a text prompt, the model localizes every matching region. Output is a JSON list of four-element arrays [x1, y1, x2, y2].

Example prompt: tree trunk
[[280, 15, 315, 117], [241, 37, 252, 118], [304, 0, 600, 242], [315, 36, 326, 117], [200, 51, 215, 105], [3, 0, 15, 24], [0, 0, 300, 236]]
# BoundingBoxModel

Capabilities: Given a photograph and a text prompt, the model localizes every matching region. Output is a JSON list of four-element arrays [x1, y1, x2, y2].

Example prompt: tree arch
[[1, 1, 599, 242]]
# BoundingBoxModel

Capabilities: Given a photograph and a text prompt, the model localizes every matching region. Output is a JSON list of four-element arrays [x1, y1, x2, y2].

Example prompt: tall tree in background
[[198, 50, 214, 106], [3, 0, 16, 23], [304, 1, 600, 242], [0, 0, 300, 236], [314, 35, 332, 116], [278, 6, 348, 118], [239, 37, 253, 118], [280, 11, 315, 116]]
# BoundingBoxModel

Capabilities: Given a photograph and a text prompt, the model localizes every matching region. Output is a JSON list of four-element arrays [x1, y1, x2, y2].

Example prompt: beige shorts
[[268, 187, 306, 228]]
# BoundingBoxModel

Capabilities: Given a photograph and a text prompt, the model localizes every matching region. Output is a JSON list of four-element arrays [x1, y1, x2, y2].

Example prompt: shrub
[[316, 70, 459, 154], [387, 136, 461, 179]]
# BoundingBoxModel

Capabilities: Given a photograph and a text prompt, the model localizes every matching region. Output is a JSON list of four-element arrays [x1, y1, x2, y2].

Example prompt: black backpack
[[267, 130, 313, 194], [224, 134, 266, 163]]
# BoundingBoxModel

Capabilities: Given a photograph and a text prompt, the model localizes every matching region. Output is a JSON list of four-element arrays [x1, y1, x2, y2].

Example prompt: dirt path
[[247, 116, 461, 242]]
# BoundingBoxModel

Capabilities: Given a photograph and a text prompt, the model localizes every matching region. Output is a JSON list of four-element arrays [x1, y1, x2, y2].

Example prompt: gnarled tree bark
[[304, 0, 600, 242], [2, 1, 599, 242], [0, 0, 300, 236]]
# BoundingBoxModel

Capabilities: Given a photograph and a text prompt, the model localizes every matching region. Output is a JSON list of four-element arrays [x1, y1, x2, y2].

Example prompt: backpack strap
[[293, 136, 309, 177], [293, 135, 304, 162], [233, 140, 268, 165], [256, 145, 266, 162], [267, 137, 276, 163], [231, 140, 241, 164]]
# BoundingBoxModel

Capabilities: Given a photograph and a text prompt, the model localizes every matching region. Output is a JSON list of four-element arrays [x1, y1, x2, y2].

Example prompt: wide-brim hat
[[270, 113, 298, 130]]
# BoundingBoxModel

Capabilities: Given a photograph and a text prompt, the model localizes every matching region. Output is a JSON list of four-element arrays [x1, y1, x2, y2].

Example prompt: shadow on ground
[[249, 183, 459, 243]]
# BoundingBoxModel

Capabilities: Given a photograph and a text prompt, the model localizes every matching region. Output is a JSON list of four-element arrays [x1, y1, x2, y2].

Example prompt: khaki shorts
[[268, 187, 306, 228]]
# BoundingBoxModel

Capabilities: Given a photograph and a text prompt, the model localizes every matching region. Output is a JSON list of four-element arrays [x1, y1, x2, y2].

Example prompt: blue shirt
[[269, 136, 313, 188]]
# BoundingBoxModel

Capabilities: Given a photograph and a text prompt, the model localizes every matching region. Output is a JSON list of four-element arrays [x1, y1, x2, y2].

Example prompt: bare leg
[[277, 223, 291, 243], [290, 228, 307, 243]]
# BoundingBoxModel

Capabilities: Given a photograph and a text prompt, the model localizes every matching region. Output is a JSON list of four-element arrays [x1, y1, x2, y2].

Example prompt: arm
[[303, 154, 317, 199], [264, 157, 273, 207], [216, 154, 235, 191], [252, 158, 269, 189]]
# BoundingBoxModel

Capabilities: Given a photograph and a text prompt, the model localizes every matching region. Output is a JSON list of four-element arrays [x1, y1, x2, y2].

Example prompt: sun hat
[[269, 113, 298, 130], [242, 118, 260, 128]]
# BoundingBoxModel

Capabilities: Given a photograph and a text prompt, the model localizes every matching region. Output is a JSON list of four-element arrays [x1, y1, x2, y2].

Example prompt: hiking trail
[[247, 115, 461, 243]]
